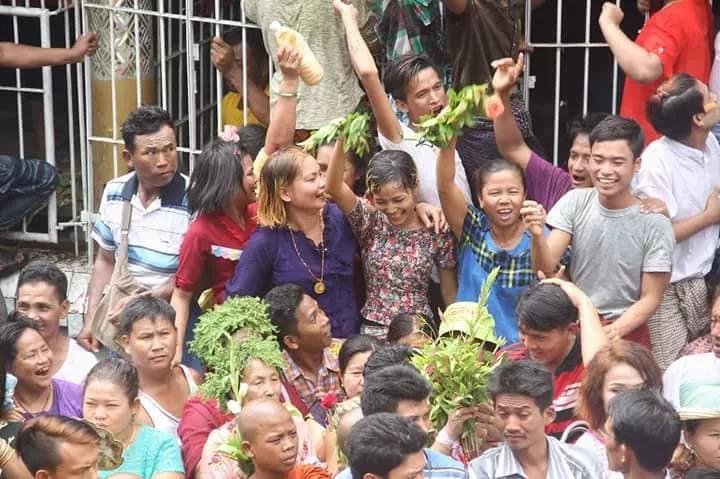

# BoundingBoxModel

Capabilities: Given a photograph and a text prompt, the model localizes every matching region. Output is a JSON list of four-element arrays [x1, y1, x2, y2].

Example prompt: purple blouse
[[525, 151, 573, 211], [226, 203, 360, 338], [19, 379, 83, 420]]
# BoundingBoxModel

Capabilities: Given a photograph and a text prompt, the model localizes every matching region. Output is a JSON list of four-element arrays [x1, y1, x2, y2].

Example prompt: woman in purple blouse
[[0, 318, 83, 420], [225, 146, 361, 337]]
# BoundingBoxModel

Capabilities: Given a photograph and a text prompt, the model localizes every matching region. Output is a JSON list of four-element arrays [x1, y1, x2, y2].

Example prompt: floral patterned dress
[[346, 199, 456, 337]]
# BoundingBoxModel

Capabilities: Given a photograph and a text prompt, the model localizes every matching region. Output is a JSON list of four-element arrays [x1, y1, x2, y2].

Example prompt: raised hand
[[520, 200, 546, 237], [490, 53, 525, 96]]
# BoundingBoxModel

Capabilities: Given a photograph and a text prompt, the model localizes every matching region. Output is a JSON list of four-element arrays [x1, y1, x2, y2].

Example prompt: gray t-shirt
[[547, 188, 674, 320]]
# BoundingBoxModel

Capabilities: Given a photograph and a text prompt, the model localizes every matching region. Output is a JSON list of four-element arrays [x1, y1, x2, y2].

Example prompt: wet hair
[[17, 262, 68, 302], [516, 283, 578, 332], [364, 344, 415, 377], [387, 313, 418, 343], [647, 73, 705, 141], [577, 340, 663, 430], [256, 146, 311, 228], [16, 416, 100, 475], [567, 112, 611, 147], [472, 158, 526, 197], [237, 124, 267, 160], [488, 360, 554, 411], [607, 390, 680, 472], [361, 364, 431, 416], [339, 335, 382, 376], [346, 413, 427, 479], [264, 284, 305, 350], [365, 150, 418, 197], [383, 54, 442, 101], [0, 318, 40, 365], [589, 115, 644, 160], [121, 106, 175, 153], [188, 137, 250, 215], [84, 357, 140, 403], [116, 296, 176, 338]]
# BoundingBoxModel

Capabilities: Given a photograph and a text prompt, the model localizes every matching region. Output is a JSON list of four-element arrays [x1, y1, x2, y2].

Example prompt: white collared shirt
[[470, 436, 602, 478], [636, 135, 720, 283]]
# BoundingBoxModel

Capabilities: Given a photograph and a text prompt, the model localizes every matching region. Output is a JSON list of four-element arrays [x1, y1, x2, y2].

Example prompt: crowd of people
[[2, 0, 720, 478]]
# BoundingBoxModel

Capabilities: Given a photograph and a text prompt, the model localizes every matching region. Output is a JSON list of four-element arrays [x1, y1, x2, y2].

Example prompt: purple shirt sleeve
[[51, 379, 83, 418], [524, 152, 573, 211], [225, 227, 276, 298]]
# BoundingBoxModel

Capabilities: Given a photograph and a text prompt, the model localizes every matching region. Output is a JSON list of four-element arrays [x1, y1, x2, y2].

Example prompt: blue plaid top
[[456, 205, 538, 343]]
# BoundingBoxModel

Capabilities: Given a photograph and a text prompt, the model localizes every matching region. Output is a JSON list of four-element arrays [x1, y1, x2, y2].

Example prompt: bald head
[[337, 407, 363, 454], [237, 399, 292, 443]]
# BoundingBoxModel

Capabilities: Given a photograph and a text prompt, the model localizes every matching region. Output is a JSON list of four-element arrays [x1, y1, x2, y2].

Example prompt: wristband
[[278, 91, 298, 98], [435, 427, 459, 448]]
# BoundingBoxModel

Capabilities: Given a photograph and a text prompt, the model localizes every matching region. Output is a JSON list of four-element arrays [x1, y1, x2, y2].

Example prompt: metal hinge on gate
[[56, 211, 99, 232]]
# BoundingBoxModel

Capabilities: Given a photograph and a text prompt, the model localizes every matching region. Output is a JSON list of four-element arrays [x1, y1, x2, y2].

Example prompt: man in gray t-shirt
[[521, 116, 674, 346]]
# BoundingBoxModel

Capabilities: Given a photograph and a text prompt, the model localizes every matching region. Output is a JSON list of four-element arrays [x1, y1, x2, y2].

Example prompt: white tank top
[[138, 365, 198, 440]]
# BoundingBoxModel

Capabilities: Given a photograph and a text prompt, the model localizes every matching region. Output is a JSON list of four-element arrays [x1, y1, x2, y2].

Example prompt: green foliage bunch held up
[[300, 111, 371, 157]]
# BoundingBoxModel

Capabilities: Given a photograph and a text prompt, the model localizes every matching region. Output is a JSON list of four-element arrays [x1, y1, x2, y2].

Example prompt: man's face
[[397, 67, 447, 125], [603, 417, 628, 474], [711, 299, 720, 359], [289, 295, 332, 352], [16, 281, 68, 340], [45, 441, 100, 479], [519, 324, 576, 369], [245, 412, 299, 475], [395, 399, 431, 433], [494, 394, 554, 452], [121, 317, 178, 371], [567, 133, 593, 188], [384, 449, 425, 479], [124, 125, 178, 192], [588, 139, 638, 201]]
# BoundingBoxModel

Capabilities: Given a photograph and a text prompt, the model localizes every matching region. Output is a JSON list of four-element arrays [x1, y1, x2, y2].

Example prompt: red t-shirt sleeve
[[637, 18, 682, 79], [175, 219, 210, 292]]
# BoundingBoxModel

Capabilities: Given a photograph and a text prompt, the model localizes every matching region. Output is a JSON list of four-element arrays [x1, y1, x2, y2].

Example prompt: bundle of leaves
[[299, 111, 371, 158], [411, 268, 505, 456], [414, 84, 494, 148]]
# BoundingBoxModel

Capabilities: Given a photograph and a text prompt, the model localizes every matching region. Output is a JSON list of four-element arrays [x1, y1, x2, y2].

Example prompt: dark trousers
[[0, 155, 58, 231]]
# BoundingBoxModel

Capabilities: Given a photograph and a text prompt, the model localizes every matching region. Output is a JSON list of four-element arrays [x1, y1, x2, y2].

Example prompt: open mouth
[[571, 174, 586, 185], [497, 208, 514, 221], [596, 178, 617, 187], [35, 366, 50, 377]]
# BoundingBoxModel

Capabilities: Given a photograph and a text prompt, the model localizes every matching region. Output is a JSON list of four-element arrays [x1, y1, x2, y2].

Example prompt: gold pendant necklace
[[289, 214, 326, 295]]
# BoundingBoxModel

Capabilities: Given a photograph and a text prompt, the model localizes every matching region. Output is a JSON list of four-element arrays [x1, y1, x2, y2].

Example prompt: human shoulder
[[424, 448, 466, 471], [549, 437, 602, 475], [136, 424, 179, 448], [67, 338, 98, 363]]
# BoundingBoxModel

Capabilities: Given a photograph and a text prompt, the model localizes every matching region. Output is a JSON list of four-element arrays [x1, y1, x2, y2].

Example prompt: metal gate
[[0, 0, 653, 258]]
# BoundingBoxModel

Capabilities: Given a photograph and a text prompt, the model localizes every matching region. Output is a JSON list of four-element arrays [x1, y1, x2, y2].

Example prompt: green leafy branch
[[414, 84, 489, 148], [300, 112, 371, 157]]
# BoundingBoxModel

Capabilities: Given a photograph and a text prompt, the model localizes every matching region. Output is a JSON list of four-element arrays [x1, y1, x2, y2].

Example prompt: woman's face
[[478, 169, 525, 228], [242, 358, 282, 404], [121, 317, 177, 372], [83, 379, 137, 439], [602, 362, 645, 413], [316, 144, 359, 190], [686, 417, 720, 471], [371, 182, 417, 229], [10, 329, 53, 390], [241, 154, 258, 203], [342, 350, 372, 399], [282, 155, 327, 212]]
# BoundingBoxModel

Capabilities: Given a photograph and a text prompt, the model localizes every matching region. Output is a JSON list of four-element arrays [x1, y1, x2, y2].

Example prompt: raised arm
[[543, 278, 608, 365], [609, 271, 670, 341], [325, 139, 360, 213], [598, 2, 662, 84], [334, 0, 402, 143], [521, 201, 572, 275], [0, 33, 96, 68], [437, 136, 469, 239], [491, 54, 532, 170], [264, 46, 301, 156]]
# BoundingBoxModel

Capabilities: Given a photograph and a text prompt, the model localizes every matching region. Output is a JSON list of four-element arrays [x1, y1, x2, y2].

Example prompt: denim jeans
[[0, 155, 58, 231]]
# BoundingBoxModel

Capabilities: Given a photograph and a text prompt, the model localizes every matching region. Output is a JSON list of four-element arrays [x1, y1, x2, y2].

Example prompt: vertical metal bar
[[159, 0, 168, 110], [74, 0, 90, 260], [552, 0, 562, 165], [214, 0, 221, 132], [199, 21, 205, 144], [611, 0, 620, 114], [582, 0, 591, 116], [185, 0, 197, 172], [82, 1, 95, 264], [40, 10, 58, 243], [109, 1, 119, 177], [63, 0, 79, 254], [241, 20, 248, 125], [522, 0, 532, 105], [12, 0, 25, 159], [133, 0, 142, 106]]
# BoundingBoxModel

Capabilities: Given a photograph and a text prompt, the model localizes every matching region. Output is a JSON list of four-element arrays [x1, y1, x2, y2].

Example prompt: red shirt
[[620, 0, 712, 145], [178, 396, 234, 477], [502, 338, 584, 438], [175, 204, 257, 303]]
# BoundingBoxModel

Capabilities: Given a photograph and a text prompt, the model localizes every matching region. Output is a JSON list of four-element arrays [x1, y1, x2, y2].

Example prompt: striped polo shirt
[[91, 172, 190, 288]]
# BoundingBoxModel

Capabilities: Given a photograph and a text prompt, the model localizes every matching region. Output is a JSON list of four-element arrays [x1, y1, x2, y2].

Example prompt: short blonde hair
[[256, 146, 311, 228]]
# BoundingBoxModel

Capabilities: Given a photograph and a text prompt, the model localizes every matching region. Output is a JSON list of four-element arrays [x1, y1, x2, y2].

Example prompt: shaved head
[[237, 399, 291, 443], [337, 407, 363, 454]]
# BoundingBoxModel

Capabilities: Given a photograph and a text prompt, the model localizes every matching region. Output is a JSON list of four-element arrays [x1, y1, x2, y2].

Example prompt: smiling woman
[[0, 318, 83, 420]]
